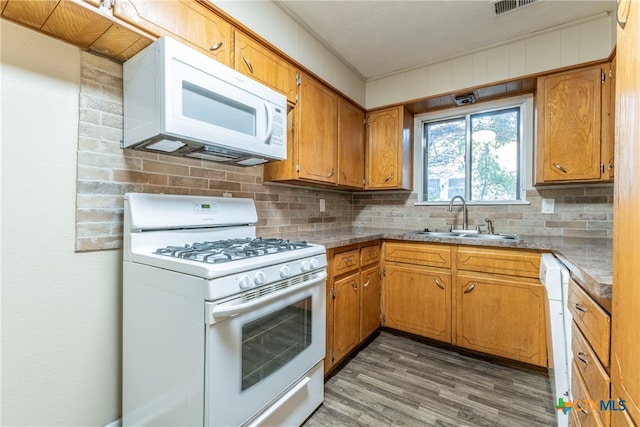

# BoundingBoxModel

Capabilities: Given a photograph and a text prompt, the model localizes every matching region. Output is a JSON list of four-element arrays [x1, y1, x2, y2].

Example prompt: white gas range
[[122, 193, 326, 427]]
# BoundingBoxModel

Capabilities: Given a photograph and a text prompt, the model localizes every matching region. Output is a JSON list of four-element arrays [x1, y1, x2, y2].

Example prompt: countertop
[[270, 227, 613, 309]]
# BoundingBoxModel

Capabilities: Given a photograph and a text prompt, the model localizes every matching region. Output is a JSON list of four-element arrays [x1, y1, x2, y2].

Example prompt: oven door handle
[[207, 271, 327, 321]]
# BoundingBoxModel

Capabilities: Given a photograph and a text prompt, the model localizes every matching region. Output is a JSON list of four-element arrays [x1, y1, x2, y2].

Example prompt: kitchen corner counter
[[270, 228, 612, 308]]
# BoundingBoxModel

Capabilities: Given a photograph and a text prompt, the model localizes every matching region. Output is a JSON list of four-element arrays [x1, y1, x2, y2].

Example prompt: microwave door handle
[[262, 100, 274, 144]]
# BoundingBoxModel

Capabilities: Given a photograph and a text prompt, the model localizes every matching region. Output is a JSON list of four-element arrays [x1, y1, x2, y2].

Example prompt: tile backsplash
[[352, 186, 613, 238], [75, 52, 613, 252]]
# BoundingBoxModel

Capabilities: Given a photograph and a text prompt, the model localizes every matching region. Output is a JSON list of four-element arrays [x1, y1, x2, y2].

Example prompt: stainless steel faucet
[[448, 195, 467, 231], [485, 218, 495, 234]]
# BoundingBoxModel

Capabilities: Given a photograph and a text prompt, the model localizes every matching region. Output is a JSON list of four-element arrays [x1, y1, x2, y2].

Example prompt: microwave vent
[[490, 0, 538, 16]]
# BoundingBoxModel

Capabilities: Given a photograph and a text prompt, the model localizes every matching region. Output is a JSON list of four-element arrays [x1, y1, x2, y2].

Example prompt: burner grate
[[155, 237, 309, 264]]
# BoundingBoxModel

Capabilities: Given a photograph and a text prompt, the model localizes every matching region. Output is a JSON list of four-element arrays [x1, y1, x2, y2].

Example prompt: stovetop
[[155, 237, 310, 264]]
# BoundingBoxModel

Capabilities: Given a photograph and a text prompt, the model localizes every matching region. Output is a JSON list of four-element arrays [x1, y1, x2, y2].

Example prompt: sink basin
[[459, 233, 520, 241], [410, 231, 459, 237], [407, 230, 520, 241]]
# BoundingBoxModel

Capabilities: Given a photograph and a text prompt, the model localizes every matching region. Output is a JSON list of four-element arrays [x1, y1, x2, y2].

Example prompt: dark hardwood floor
[[304, 331, 557, 426]]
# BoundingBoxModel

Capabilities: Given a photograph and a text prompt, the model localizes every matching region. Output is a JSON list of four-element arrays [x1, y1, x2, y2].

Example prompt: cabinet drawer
[[568, 279, 610, 368], [457, 247, 541, 278], [333, 249, 360, 276], [360, 244, 380, 267], [384, 242, 451, 268], [572, 322, 610, 408], [572, 361, 607, 427]]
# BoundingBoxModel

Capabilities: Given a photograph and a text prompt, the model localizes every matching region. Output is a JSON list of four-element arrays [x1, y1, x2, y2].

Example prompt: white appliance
[[122, 193, 326, 427], [123, 37, 287, 166], [540, 253, 573, 427]]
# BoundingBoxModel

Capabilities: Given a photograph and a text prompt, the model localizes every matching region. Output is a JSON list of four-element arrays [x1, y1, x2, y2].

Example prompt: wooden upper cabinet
[[113, 0, 233, 66], [366, 105, 413, 190], [234, 30, 298, 104], [296, 72, 338, 184], [338, 98, 365, 189], [1, 0, 151, 61], [536, 63, 612, 184], [601, 54, 616, 182]]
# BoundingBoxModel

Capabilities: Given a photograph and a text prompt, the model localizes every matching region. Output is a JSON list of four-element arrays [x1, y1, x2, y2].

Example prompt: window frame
[[414, 94, 533, 206]]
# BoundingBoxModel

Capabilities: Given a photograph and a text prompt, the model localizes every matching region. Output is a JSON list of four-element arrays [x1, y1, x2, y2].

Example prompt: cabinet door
[[366, 106, 412, 190], [114, 0, 233, 66], [360, 265, 381, 340], [333, 273, 360, 364], [384, 264, 451, 342], [297, 74, 338, 183], [612, 1, 640, 422], [234, 31, 298, 104], [601, 55, 616, 182], [536, 65, 603, 183], [456, 273, 547, 367], [338, 98, 365, 189]]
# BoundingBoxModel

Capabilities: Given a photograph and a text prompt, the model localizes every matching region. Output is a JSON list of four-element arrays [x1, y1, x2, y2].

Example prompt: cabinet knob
[[363, 276, 371, 288], [464, 283, 476, 294], [384, 173, 393, 182], [433, 278, 445, 290], [328, 168, 335, 178], [209, 42, 223, 51], [577, 351, 589, 364]]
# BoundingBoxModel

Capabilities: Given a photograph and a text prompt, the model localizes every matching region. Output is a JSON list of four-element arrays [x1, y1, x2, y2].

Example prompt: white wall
[[366, 13, 616, 109], [212, 0, 367, 106], [1, 21, 121, 426]]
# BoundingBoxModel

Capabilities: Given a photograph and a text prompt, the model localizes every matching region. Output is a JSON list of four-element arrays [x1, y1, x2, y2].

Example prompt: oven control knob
[[279, 265, 290, 278], [310, 258, 320, 269], [254, 271, 266, 286], [239, 275, 252, 289], [300, 260, 311, 272]]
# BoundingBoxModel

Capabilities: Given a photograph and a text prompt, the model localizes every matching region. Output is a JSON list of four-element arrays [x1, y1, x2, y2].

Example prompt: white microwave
[[123, 37, 287, 166]]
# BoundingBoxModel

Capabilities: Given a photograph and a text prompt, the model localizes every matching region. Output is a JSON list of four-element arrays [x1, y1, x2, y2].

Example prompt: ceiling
[[275, 0, 616, 80]]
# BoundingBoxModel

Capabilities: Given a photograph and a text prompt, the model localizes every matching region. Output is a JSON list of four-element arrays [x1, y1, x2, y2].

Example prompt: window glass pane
[[424, 118, 466, 202], [470, 108, 520, 201]]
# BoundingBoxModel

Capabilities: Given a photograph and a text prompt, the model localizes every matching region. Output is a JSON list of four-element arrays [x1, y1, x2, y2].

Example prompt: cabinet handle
[[608, 157, 614, 170], [209, 42, 223, 51], [464, 284, 476, 294], [243, 56, 254, 74], [341, 171, 347, 179], [328, 168, 335, 177], [363, 276, 371, 288], [434, 278, 445, 290], [553, 163, 568, 173], [574, 303, 588, 313], [384, 173, 393, 182], [352, 282, 358, 292], [577, 352, 589, 364], [581, 408, 589, 416]]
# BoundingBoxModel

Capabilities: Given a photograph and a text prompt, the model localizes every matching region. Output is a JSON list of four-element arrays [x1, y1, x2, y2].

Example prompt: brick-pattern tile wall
[[75, 52, 352, 252], [353, 186, 613, 238]]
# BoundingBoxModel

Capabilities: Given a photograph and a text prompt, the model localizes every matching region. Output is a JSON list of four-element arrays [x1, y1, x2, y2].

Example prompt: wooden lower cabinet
[[326, 242, 381, 375], [456, 272, 547, 367], [383, 264, 451, 342], [360, 264, 381, 340], [333, 272, 360, 364]]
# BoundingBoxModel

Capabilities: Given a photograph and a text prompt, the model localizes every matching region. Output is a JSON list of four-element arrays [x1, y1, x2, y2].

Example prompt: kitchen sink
[[407, 230, 520, 241]]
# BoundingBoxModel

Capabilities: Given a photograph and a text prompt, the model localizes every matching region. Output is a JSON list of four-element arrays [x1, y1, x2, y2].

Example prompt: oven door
[[203, 270, 326, 427]]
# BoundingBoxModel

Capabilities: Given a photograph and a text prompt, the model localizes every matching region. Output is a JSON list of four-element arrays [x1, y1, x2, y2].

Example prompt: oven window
[[241, 296, 312, 391]]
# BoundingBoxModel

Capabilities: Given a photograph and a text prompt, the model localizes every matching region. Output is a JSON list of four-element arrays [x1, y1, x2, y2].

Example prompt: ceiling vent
[[491, 0, 538, 16], [453, 93, 476, 106]]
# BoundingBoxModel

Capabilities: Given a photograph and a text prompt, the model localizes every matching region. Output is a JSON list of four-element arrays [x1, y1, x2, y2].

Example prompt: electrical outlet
[[319, 199, 326, 213], [223, 192, 232, 198], [541, 198, 555, 214]]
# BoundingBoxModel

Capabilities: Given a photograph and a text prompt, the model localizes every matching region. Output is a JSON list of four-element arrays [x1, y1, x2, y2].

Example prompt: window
[[415, 95, 532, 204]]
